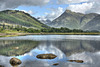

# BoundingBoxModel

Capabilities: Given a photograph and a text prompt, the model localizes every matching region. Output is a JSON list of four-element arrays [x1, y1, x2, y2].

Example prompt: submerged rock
[[36, 54, 57, 59], [68, 60, 84, 63], [53, 63, 59, 66], [10, 57, 22, 66]]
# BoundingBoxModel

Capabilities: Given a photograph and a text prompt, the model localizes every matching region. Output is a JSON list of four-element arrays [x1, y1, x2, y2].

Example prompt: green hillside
[[0, 10, 49, 29]]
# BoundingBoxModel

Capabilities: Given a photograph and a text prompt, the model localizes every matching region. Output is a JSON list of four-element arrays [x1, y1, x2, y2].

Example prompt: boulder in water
[[36, 54, 57, 59], [10, 57, 22, 66], [53, 63, 59, 66], [68, 60, 84, 63]]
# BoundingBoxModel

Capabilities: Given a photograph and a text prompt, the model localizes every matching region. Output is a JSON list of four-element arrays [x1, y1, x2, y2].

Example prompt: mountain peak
[[65, 10, 72, 13]]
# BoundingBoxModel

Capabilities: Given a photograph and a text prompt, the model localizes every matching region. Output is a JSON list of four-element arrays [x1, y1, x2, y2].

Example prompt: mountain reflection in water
[[0, 35, 100, 67]]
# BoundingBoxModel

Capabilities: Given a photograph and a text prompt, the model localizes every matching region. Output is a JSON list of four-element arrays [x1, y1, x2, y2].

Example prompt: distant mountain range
[[0, 10, 100, 31], [0, 10, 49, 29], [47, 10, 100, 31]]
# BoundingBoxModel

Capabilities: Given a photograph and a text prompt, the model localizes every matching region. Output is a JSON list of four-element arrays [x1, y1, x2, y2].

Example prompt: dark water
[[0, 35, 100, 67]]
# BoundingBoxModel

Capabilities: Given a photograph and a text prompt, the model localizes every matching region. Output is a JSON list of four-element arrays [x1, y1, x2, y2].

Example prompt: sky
[[0, 0, 100, 21]]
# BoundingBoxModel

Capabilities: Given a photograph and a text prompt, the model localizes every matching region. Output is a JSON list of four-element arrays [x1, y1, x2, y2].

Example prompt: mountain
[[47, 10, 84, 29], [0, 10, 49, 29], [47, 10, 100, 31], [37, 18, 52, 24], [82, 15, 100, 31]]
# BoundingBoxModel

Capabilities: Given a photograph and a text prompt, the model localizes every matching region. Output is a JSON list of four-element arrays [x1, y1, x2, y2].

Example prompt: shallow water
[[0, 35, 100, 67]]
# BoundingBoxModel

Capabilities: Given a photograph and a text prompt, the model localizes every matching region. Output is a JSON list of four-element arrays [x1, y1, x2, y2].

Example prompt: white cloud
[[85, 0, 100, 14], [57, 0, 100, 14], [43, 7, 64, 21], [27, 10, 33, 15], [63, 0, 100, 14], [57, 0, 89, 4], [67, 2, 93, 14], [39, 16, 47, 21], [0, 0, 50, 11], [21, 10, 35, 15]]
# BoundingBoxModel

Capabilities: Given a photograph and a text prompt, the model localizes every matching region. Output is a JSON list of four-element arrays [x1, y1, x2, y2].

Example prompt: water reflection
[[0, 40, 39, 56], [51, 40, 100, 56], [0, 35, 100, 67], [0, 44, 100, 67]]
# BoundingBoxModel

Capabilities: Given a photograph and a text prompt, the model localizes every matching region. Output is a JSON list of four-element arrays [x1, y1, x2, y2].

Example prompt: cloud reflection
[[0, 44, 100, 67]]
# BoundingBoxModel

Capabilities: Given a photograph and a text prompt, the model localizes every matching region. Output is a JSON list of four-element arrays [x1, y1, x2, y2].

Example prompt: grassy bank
[[34, 33, 100, 35], [0, 32, 100, 37]]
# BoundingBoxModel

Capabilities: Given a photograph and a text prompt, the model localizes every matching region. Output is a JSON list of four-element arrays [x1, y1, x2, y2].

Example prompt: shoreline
[[0, 33, 100, 37]]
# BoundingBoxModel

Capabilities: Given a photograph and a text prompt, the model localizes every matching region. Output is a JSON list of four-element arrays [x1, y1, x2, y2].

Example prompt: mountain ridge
[[47, 10, 100, 31], [0, 10, 49, 29]]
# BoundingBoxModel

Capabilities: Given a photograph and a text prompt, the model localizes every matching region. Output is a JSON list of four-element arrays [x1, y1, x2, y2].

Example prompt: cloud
[[57, 0, 89, 4], [85, 0, 100, 14], [0, 0, 50, 11], [28, 10, 33, 15], [21, 10, 34, 15], [63, 0, 100, 14], [57, 0, 100, 14], [40, 7, 64, 21], [67, 2, 93, 14]]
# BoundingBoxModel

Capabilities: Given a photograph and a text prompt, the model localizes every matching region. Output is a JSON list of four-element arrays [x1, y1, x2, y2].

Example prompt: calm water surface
[[0, 35, 100, 67]]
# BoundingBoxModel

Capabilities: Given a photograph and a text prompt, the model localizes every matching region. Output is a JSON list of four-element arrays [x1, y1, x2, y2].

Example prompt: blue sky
[[0, 0, 100, 21], [15, 0, 69, 18]]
